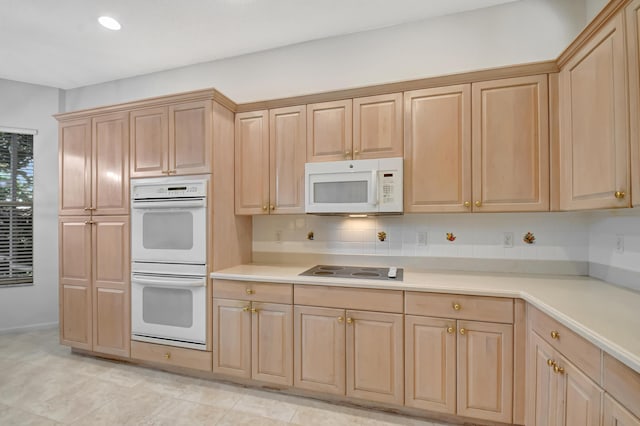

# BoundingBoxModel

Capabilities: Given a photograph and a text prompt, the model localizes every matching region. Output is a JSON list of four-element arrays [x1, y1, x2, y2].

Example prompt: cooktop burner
[[299, 265, 403, 281]]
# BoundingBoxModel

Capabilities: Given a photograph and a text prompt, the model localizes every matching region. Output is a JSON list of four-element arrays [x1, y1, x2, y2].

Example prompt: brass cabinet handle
[[354, 150, 359, 156], [337, 316, 344, 323], [164, 353, 171, 359], [447, 326, 455, 334], [242, 305, 250, 312], [547, 359, 556, 367], [246, 288, 254, 295], [475, 201, 482, 207], [614, 191, 625, 199], [269, 205, 275, 211], [83, 207, 96, 211], [84, 221, 95, 225], [464, 201, 470, 208], [250, 307, 258, 314], [550, 330, 560, 340], [459, 328, 466, 335], [262, 205, 267, 211], [553, 365, 565, 374], [346, 317, 353, 324], [453, 303, 461, 311]]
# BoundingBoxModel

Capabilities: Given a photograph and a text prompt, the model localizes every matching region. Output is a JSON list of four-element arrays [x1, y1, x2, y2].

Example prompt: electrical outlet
[[503, 232, 514, 248], [416, 231, 428, 246], [275, 230, 282, 243], [616, 235, 624, 254]]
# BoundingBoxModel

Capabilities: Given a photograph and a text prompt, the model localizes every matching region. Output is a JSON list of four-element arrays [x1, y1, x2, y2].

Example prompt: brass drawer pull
[[242, 305, 250, 312], [547, 359, 556, 367], [459, 328, 466, 335], [550, 330, 560, 340], [614, 191, 625, 199], [447, 326, 455, 334], [553, 365, 565, 374], [246, 288, 254, 295], [337, 316, 344, 323], [346, 317, 353, 324], [164, 352, 171, 359], [453, 303, 461, 311]]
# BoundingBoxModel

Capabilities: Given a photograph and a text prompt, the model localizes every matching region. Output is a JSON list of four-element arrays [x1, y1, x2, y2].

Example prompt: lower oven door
[[131, 273, 207, 350]]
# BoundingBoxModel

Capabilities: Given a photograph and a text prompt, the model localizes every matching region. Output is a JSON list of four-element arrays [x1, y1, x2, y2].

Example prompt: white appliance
[[131, 176, 207, 265], [305, 157, 403, 214], [130, 176, 208, 350]]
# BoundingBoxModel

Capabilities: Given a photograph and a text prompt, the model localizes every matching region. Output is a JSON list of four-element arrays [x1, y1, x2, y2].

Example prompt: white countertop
[[210, 264, 640, 375]]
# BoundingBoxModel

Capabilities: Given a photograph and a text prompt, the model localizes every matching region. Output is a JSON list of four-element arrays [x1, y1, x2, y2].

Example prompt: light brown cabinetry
[[560, 12, 630, 210], [405, 293, 514, 423], [58, 216, 130, 357], [294, 285, 404, 405], [131, 340, 212, 372], [235, 107, 306, 215], [604, 394, 640, 426], [59, 113, 129, 216], [212, 281, 293, 386], [404, 85, 471, 213], [307, 100, 353, 162], [404, 75, 548, 213], [628, 0, 640, 207], [130, 100, 211, 177], [353, 93, 403, 160]]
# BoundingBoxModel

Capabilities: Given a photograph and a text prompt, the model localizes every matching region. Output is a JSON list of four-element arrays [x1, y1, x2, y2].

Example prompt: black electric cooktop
[[299, 265, 403, 281]]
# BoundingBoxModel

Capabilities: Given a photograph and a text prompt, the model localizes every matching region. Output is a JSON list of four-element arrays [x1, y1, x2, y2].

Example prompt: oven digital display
[[168, 186, 188, 191]]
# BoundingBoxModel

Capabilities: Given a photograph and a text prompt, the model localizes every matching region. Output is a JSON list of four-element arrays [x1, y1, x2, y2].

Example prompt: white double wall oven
[[130, 175, 209, 350]]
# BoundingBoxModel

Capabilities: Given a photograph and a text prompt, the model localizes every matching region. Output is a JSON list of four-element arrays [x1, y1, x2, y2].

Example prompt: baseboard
[[0, 321, 58, 335]]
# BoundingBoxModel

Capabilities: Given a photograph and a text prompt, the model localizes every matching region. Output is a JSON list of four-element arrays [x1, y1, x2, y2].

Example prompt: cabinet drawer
[[131, 340, 212, 372], [294, 285, 403, 313], [213, 280, 292, 304], [529, 306, 601, 383], [604, 353, 640, 419], [405, 292, 513, 323]]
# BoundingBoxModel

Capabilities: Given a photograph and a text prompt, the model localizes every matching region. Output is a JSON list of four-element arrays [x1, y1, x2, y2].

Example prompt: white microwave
[[305, 157, 403, 214]]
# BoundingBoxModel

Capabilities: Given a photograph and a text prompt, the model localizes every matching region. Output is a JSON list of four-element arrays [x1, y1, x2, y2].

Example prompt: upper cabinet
[[404, 85, 471, 213], [560, 12, 629, 210], [59, 113, 129, 216], [307, 100, 353, 162], [472, 75, 549, 212], [307, 95, 403, 163], [627, 0, 640, 207], [235, 107, 307, 215], [130, 100, 211, 178], [404, 76, 549, 214], [353, 93, 403, 160]]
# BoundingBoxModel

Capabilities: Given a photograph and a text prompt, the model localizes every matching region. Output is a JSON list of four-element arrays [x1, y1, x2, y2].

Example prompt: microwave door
[[307, 171, 377, 213]]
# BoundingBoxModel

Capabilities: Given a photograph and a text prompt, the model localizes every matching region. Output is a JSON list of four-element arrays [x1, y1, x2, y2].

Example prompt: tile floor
[[0, 328, 455, 426]]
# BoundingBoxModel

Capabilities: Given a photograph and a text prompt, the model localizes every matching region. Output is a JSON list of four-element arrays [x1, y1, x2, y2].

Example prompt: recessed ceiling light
[[98, 16, 121, 31]]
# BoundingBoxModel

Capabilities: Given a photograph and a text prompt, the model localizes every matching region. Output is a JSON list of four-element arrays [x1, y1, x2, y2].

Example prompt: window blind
[[0, 132, 33, 286]]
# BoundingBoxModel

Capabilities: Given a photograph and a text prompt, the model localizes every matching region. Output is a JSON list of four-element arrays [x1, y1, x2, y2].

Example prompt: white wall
[[586, 0, 609, 20], [0, 79, 60, 332], [64, 0, 587, 111], [253, 213, 590, 263]]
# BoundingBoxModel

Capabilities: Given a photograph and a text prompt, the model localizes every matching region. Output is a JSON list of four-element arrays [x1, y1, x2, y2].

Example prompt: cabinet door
[[213, 298, 251, 378], [527, 332, 561, 426], [92, 113, 129, 215], [59, 217, 92, 349], [353, 93, 403, 160], [59, 119, 91, 215], [557, 355, 603, 426], [251, 302, 293, 386], [405, 315, 456, 414], [270, 106, 306, 214], [169, 100, 212, 175], [604, 394, 640, 426], [235, 110, 269, 215], [130, 107, 168, 178], [404, 85, 471, 213], [346, 310, 403, 405], [92, 216, 130, 357], [457, 320, 513, 423], [627, 0, 640, 207], [560, 13, 629, 210], [306, 100, 352, 162], [472, 75, 549, 212], [294, 306, 346, 395]]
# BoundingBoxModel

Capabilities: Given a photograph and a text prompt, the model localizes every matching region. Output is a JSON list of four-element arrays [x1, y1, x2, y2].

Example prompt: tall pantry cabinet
[[58, 113, 130, 357]]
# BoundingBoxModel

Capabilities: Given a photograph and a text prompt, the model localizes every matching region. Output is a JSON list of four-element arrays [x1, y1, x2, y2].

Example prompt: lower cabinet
[[294, 305, 404, 405], [528, 331, 602, 426], [405, 315, 513, 423], [604, 394, 640, 426], [213, 297, 293, 386], [59, 216, 130, 357]]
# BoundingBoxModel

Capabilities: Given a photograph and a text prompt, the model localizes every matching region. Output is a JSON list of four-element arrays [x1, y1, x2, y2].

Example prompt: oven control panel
[[132, 178, 208, 200]]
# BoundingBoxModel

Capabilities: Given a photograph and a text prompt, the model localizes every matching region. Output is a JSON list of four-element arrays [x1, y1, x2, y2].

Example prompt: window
[[0, 132, 33, 286]]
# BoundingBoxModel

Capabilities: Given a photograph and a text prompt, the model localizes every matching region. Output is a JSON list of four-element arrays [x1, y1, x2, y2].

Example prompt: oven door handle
[[131, 275, 206, 288], [132, 199, 206, 209]]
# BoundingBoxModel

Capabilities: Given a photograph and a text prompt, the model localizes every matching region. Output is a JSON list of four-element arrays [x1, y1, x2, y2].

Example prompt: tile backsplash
[[253, 212, 591, 262]]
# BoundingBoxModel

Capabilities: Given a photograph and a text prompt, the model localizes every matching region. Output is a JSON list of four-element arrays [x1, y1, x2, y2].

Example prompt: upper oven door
[[131, 198, 207, 264]]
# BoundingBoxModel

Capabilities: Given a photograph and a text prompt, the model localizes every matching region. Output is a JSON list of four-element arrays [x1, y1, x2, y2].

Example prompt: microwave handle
[[370, 171, 379, 206], [131, 275, 206, 288]]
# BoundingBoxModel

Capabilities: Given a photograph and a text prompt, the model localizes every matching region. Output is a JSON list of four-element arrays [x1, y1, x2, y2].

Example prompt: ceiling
[[0, 0, 519, 90]]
